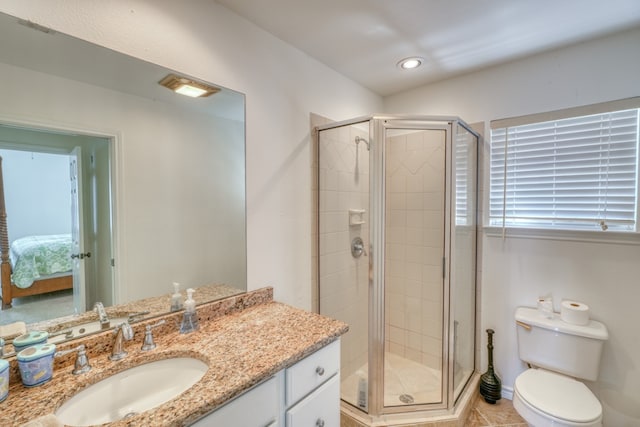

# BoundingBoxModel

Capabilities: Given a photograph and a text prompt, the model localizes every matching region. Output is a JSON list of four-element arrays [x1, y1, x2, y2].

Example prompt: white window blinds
[[455, 126, 475, 226], [490, 108, 639, 232]]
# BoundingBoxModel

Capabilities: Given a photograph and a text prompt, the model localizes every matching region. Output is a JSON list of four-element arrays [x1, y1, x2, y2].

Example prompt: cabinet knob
[[315, 366, 325, 376], [316, 419, 325, 427]]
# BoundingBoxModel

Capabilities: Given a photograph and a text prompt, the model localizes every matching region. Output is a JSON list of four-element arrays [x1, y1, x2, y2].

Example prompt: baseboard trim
[[501, 385, 514, 400]]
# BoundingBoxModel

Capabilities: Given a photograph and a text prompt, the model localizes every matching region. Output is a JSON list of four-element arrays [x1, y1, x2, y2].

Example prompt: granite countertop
[[28, 283, 243, 336], [1, 288, 348, 426]]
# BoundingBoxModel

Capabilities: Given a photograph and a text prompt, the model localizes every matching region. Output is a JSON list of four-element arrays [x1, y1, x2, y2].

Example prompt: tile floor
[[465, 397, 527, 426]]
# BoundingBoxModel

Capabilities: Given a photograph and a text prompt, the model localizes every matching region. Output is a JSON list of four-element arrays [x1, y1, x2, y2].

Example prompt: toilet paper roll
[[560, 300, 590, 325]]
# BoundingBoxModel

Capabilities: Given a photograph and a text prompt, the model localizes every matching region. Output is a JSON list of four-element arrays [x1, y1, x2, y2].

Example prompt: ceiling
[[0, 12, 244, 121], [216, 0, 640, 96]]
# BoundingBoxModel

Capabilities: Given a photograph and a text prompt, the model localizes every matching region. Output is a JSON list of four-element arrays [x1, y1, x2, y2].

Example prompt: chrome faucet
[[141, 320, 166, 351], [55, 344, 92, 375], [94, 302, 110, 329], [109, 322, 134, 361]]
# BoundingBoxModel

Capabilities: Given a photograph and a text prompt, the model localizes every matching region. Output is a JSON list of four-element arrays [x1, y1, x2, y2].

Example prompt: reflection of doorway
[[0, 124, 113, 323]]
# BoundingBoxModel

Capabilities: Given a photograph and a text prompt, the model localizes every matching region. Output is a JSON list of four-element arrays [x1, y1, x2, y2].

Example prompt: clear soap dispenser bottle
[[180, 288, 199, 334], [170, 282, 183, 312]]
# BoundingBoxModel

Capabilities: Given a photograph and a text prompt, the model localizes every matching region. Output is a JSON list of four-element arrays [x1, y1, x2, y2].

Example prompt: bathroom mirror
[[0, 11, 246, 343]]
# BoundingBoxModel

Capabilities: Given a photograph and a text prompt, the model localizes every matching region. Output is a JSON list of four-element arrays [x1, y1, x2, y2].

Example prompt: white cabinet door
[[190, 376, 279, 426], [285, 339, 340, 406], [285, 374, 339, 427]]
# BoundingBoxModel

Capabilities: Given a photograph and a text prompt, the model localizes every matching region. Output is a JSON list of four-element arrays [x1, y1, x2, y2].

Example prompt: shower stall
[[316, 116, 478, 424]]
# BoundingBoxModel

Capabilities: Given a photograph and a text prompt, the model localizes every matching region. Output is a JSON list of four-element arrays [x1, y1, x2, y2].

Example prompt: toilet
[[513, 306, 608, 427]]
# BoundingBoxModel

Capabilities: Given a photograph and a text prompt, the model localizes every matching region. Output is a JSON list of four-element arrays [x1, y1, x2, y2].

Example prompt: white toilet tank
[[515, 306, 608, 381]]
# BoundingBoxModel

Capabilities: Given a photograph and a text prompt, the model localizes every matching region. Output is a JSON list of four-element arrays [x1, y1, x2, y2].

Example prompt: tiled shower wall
[[317, 122, 370, 378], [384, 130, 445, 371], [314, 121, 451, 378]]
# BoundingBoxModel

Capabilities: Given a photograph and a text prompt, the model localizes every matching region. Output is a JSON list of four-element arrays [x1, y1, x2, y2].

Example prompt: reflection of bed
[[0, 158, 73, 309]]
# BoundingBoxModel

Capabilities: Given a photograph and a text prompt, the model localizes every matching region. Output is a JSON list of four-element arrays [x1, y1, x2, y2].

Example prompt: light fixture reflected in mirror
[[159, 74, 221, 98]]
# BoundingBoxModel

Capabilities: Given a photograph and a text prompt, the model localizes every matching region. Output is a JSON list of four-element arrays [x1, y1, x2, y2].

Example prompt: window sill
[[482, 226, 640, 245]]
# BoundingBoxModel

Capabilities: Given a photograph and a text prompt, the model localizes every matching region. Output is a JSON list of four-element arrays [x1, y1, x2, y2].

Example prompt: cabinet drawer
[[285, 339, 340, 406], [190, 375, 279, 426], [286, 374, 339, 427]]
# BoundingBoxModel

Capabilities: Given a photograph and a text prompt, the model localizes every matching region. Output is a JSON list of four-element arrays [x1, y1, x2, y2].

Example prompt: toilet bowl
[[513, 369, 602, 427]]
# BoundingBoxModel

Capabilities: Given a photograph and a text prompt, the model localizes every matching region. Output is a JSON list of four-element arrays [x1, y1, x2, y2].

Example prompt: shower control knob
[[316, 419, 325, 427], [351, 237, 367, 258], [316, 366, 325, 376]]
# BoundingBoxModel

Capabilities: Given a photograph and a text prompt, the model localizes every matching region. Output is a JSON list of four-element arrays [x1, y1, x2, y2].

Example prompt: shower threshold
[[341, 372, 480, 427]]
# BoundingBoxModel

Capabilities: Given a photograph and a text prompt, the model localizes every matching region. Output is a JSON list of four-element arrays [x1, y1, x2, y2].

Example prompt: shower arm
[[355, 136, 370, 151]]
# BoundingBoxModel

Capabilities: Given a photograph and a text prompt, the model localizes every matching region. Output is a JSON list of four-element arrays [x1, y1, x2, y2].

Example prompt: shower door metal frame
[[369, 117, 453, 415], [315, 115, 479, 419], [449, 121, 480, 407]]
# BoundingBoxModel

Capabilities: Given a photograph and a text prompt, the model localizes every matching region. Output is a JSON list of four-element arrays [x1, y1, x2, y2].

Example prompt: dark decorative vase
[[480, 328, 502, 404]]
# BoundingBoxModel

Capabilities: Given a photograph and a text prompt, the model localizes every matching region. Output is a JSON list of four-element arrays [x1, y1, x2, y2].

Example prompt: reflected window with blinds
[[490, 101, 639, 232]]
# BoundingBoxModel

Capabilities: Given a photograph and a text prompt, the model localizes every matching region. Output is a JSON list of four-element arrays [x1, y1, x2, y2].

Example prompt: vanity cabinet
[[189, 338, 340, 427], [189, 375, 279, 426], [284, 339, 340, 426], [285, 375, 339, 426]]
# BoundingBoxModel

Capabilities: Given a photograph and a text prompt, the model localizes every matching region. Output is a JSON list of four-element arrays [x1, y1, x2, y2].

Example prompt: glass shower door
[[383, 126, 447, 408], [450, 123, 477, 402], [318, 121, 371, 411]]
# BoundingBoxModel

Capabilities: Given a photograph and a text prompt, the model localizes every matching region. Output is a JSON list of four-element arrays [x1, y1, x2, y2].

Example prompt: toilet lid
[[515, 369, 602, 423]]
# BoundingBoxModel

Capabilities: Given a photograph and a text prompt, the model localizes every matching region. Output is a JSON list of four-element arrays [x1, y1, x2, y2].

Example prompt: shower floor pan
[[342, 352, 443, 407]]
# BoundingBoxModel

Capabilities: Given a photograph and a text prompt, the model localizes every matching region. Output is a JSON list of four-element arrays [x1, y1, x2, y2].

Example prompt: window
[[489, 99, 639, 233], [455, 124, 476, 226]]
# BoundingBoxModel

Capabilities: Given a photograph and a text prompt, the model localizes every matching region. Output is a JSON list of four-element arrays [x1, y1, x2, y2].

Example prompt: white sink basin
[[55, 357, 208, 426]]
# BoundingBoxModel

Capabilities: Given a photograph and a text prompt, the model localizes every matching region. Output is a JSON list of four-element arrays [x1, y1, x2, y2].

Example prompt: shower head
[[355, 136, 370, 151]]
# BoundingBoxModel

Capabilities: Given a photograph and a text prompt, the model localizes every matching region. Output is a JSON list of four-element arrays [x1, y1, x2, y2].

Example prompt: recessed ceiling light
[[159, 74, 220, 98], [397, 57, 424, 70]]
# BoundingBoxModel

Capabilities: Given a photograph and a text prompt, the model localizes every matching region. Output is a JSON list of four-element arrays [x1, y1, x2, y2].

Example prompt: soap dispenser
[[180, 288, 199, 334], [170, 282, 183, 312]]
